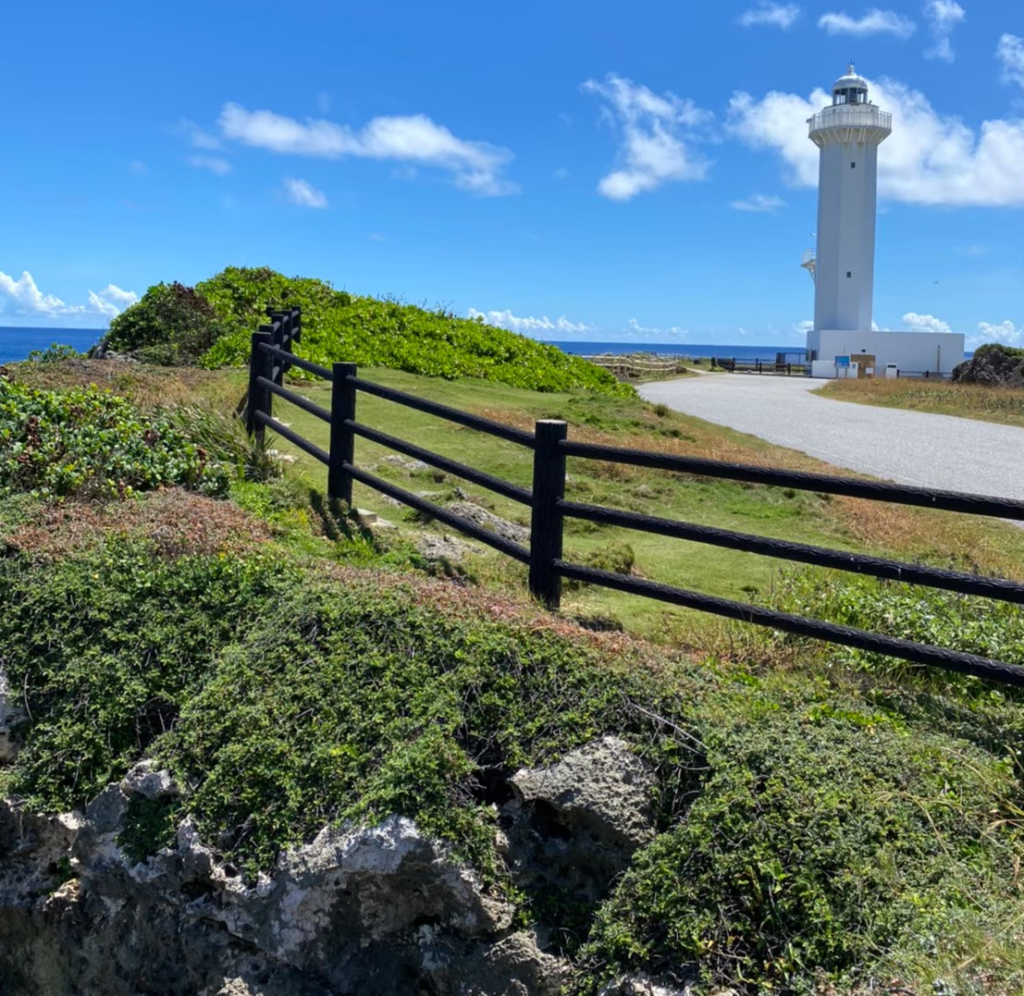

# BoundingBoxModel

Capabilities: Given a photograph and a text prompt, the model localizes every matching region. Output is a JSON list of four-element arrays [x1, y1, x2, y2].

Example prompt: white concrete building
[[802, 66, 964, 377]]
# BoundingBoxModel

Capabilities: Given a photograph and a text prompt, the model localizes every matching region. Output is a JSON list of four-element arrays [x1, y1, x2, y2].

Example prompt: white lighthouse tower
[[802, 66, 965, 378], [806, 65, 891, 336]]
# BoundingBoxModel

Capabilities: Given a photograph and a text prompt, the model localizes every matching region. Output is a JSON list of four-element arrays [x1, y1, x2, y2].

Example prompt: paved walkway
[[639, 375, 1024, 502]]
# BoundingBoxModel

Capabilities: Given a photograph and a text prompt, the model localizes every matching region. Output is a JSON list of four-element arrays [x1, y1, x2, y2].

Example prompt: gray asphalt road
[[639, 375, 1023, 502]]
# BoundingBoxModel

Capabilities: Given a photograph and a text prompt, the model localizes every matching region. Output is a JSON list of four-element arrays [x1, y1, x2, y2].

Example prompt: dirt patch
[[3, 489, 272, 561]]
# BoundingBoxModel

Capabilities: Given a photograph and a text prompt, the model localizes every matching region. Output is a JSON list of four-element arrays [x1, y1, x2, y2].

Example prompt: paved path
[[639, 375, 1024, 502]]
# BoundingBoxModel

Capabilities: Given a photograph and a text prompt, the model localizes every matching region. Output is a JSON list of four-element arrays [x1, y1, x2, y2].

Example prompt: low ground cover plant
[[0, 375, 228, 499]]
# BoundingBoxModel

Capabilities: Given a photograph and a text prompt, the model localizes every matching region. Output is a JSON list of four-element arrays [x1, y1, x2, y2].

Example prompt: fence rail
[[247, 309, 1024, 687]]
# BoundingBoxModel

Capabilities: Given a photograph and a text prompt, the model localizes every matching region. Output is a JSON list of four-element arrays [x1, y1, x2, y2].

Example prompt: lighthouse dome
[[833, 65, 868, 92], [831, 63, 869, 104]]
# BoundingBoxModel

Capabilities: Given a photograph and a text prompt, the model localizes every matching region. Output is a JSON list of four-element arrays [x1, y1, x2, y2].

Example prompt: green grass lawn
[[264, 367, 1024, 644]]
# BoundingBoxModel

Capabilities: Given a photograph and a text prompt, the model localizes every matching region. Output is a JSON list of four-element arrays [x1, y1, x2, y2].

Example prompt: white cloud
[[902, 311, 953, 334], [177, 119, 222, 150], [188, 155, 233, 176], [625, 318, 690, 340], [283, 177, 328, 208], [581, 74, 712, 200], [997, 34, 1024, 88], [731, 192, 785, 212], [219, 103, 517, 196], [923, 1, 965, 62], [739, 3, 801, 28], [972, 320, 1023, 349], [727, 75, 1024, 206], [467, 307, 591, 337], [794, 319, 814, 334], [0, 271, 137, 327], [818, 9, 916, 37]]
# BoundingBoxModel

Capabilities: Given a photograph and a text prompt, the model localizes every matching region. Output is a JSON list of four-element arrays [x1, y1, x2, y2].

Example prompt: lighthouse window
[[846, 271, 852, 278], [851, 161, 856, 168]]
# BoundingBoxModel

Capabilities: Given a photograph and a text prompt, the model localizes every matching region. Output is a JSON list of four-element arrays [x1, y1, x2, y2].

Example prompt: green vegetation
[[101, 281, 225, 365], [815, 373, 1024, 428], [25, 343, 85, 364], [0, 374, 228, 499], [104, 266, 632, 397], [3, 357, 1024, 994]]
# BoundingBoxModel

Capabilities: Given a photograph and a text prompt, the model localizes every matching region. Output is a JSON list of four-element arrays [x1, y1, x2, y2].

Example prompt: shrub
[[104, 281, 225, 365], [25, 343, 85, 363], [0, 375, 229, 499]]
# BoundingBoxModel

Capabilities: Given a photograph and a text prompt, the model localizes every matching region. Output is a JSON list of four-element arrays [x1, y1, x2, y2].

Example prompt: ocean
[[0, 329, 802, 367], [550, 340, 807, 361], [0, 327, 105, 365]]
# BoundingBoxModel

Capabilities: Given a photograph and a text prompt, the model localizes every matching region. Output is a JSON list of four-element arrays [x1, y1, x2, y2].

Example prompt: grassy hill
[[102, 266, 633, 397], [3, 358, 1024, 994]]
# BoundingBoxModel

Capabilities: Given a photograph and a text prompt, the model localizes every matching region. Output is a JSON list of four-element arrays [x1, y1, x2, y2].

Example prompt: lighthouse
[[805, 65, 891, 333], [802, 66, 964, 378]]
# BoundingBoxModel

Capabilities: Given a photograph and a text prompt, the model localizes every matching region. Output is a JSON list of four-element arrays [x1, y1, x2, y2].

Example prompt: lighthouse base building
[[802, 66, 964, 379], [807, 328, 965, 379]]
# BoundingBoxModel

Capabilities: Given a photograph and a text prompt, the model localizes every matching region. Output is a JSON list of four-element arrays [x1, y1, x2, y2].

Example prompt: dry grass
[[7, 359, 246, 414], [2, 488, 272, 561], [816, 377, 1023, 428]]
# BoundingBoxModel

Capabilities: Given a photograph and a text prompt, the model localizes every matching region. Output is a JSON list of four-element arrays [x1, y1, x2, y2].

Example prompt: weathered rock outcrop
[[952, 344, 1024, 387], [0, 737, 657, 995], [499, 737, 656, 910]]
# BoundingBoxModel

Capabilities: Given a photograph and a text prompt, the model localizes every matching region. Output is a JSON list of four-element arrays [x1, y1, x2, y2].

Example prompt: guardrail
[[246, 309, 1024, 687], [716, 357, 810, 376], [582, 354, 687, 379]]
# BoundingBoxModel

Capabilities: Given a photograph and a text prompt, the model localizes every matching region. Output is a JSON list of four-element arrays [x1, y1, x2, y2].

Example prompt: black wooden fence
[[247, 308, 1024, 687]]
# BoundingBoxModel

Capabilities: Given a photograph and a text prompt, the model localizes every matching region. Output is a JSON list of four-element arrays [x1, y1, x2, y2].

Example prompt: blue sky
[[1, 0, 1021, 348]]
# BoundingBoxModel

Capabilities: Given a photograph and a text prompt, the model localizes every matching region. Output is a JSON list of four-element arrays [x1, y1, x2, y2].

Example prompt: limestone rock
[[447, 502, 529, 544], [501, 737, 656, 913], [598, 974, 693, 996], [381, 454, 430, 473], [510, 736, 656, 849], [121, 760, 181, 801], [417, 532, 483, 562], [3, 790, 558, 996], [0, 663, 23, 764]]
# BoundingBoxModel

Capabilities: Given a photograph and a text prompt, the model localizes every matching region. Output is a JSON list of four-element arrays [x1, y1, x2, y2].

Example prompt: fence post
[[267, 310, 286, 387], [329, 363, 357, 505], [247, 329, 274, 442], [529, 420, 567, 610]]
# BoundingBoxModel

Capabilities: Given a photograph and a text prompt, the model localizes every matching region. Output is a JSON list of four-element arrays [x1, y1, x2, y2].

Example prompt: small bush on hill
[[105, 266, 633, 397], [25, 343, 85, 363], [0, 375, 229, 499], [104, 281, 226, 365]]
